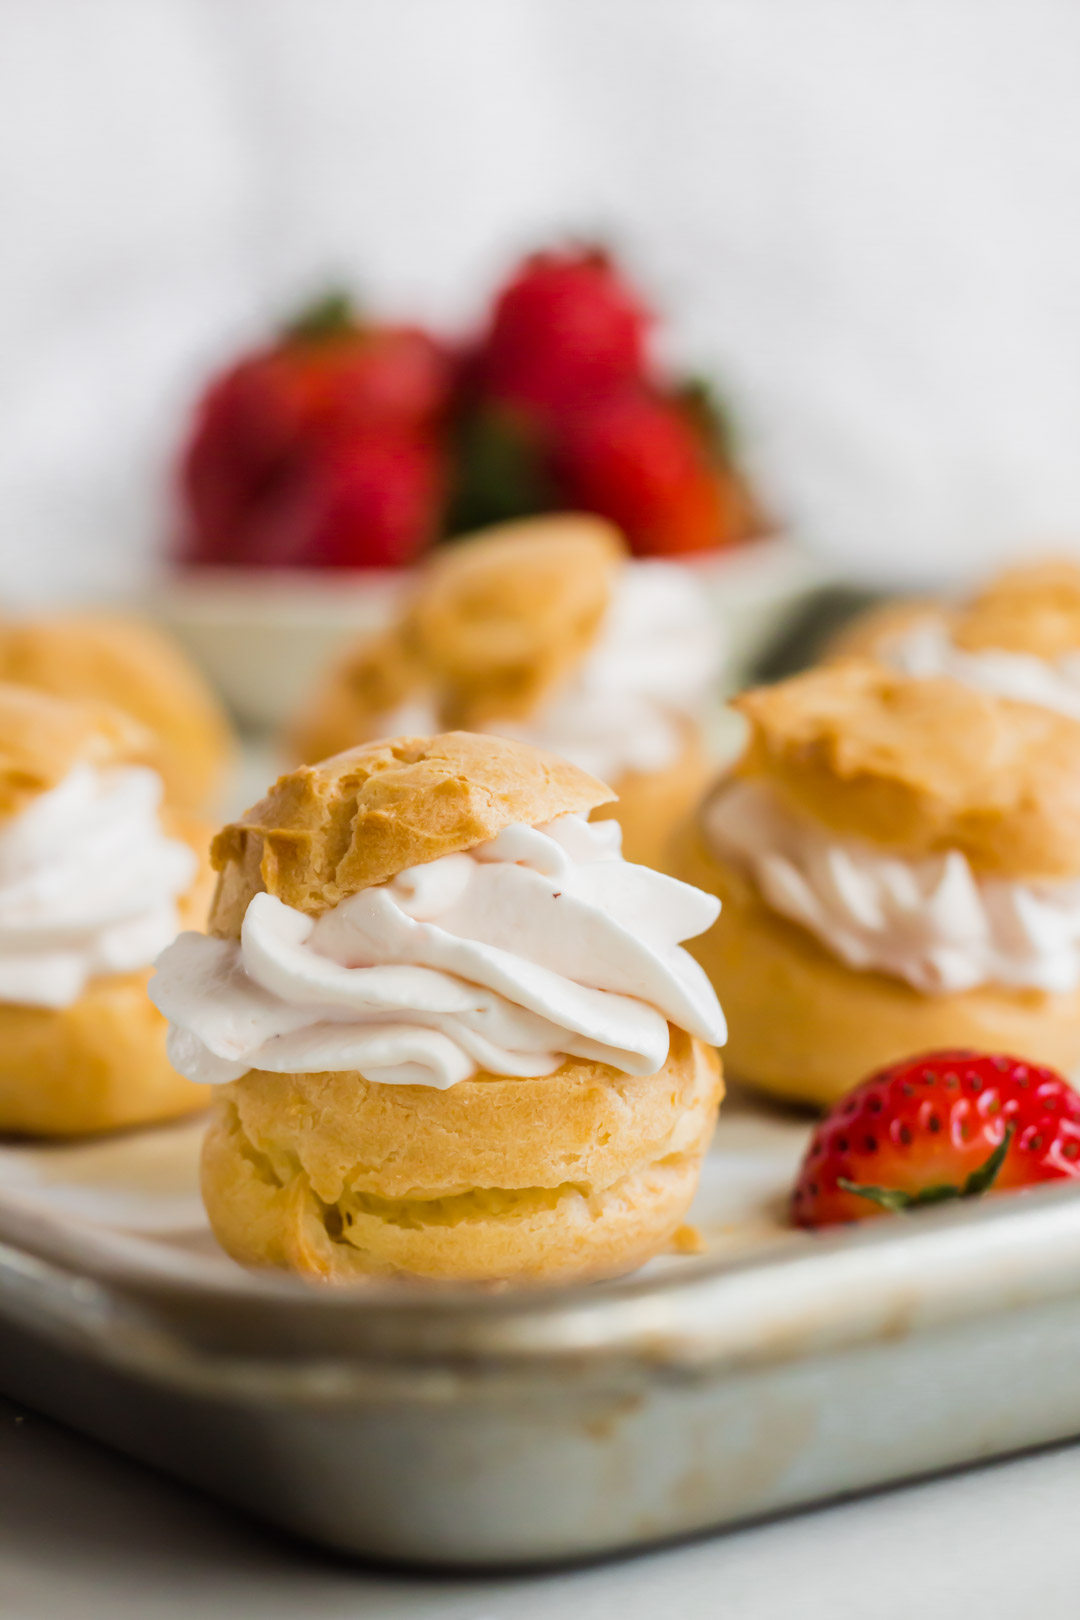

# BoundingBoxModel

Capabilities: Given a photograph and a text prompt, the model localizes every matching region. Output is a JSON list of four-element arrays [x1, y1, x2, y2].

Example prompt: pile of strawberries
[[177, 249, 761, 570]]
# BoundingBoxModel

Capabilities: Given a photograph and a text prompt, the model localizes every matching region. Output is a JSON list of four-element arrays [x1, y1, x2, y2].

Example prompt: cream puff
[[0, 683, 214, 1134], [832, 559, 1080, 723], [0, 611, 233, 813], [288, 515, 722, 871], [151, 731, 726, 1284], [677, 659, 1080, 1107]]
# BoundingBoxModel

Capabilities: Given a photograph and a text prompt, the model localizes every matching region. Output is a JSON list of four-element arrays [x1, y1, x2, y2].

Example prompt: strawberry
[[459, 249, 763, 548], [284, 432, 445, 569], [177, 292, 452, 568], [792, 1049, 1080, 1228], [551, 389, 739, 556], [474, 247, 651, 418]]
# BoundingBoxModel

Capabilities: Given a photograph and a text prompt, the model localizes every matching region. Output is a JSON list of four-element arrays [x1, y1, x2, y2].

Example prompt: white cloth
[[3, 0, 1080, 601]]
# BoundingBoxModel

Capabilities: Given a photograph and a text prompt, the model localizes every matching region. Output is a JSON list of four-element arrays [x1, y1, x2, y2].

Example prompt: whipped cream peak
[[365, 695, 441, 743], [888, 617, 1080, 721], [488, 561, 723, 779], [707, 777, 1080, 995], [152, 812, 726, 1090], [0, 762, 197, 1008]]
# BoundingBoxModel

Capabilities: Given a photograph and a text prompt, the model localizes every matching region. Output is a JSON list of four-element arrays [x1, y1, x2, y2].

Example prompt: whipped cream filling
[[487, 562, 723, 780], [367, 695, 441, 742], [888, 617, 1080, 721], [706, 777, 1080, 995], [151, 813, 726, 1090], [0, 763, 197, 1009]]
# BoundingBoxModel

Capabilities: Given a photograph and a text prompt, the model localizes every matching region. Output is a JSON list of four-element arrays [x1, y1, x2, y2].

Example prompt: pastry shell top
[[732, 659, 1080, 879], [209, 730, 614, 938], [288, 514, 625, 766], [0, 681, 157, 823], [401, 514, 624, 727], [0, 613, 232, 811], [953, 558, 1080, 659]]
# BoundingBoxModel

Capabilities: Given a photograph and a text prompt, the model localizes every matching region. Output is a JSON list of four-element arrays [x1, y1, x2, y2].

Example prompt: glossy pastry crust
[[209, 730, 613, 935], [734, 659, 1080, 879], [201, 1029, 722, 1283]]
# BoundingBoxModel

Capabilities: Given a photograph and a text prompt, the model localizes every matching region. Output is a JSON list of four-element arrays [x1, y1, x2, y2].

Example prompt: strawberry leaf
[[960, 1123, 1015, 1197], [676, 376, 737, 462], [838, 1124, 1015, 1215], [835, 1179, 935, 1213], [282, 289, 357, 344], [446, 405, 554, 534]]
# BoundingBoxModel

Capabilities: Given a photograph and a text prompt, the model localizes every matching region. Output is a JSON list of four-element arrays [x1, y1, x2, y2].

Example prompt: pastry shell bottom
[[201, 1031, 723, 1284], [0, 969, 208, 1136], [677, 824, 1080, 1108]]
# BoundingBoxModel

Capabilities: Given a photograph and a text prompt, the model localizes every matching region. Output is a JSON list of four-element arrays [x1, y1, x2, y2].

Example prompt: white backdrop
[[2, 0, 1080, 604]]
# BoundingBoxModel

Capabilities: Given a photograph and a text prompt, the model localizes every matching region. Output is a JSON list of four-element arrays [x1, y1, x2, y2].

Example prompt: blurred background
[[3, 0, 1080, 612]]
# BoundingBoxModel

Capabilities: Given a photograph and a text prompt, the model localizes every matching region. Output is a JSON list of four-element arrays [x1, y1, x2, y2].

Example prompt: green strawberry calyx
[[282, 289, 357, 344], [675, 375, 737, 462], [445, 404, 554, 535], [837, 1123, 1015, 1214]]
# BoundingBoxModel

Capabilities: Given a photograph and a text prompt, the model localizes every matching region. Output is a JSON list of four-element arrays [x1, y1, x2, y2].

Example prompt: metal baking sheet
[[1, 1092, 1080, 1568]]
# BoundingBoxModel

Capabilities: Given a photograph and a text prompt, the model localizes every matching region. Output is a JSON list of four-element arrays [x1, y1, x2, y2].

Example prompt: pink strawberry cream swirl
[[150, 813, 726, 1090], [887, 618, 1080, 721], [488, 562, 724, 779], [707, 778, 1080, 996]]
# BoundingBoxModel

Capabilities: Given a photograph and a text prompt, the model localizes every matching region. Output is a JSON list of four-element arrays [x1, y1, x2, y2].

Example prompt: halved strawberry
[[791, 1049, 1080, 1228]]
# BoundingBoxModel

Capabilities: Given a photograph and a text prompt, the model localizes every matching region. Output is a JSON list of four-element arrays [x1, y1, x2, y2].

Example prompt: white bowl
[[152, 567, 407, 730], [150, 536, 827, 733]]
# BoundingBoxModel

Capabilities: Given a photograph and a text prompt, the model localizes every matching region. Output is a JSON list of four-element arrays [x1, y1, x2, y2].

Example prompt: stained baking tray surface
[[0, 1096, 1079, 1567]]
